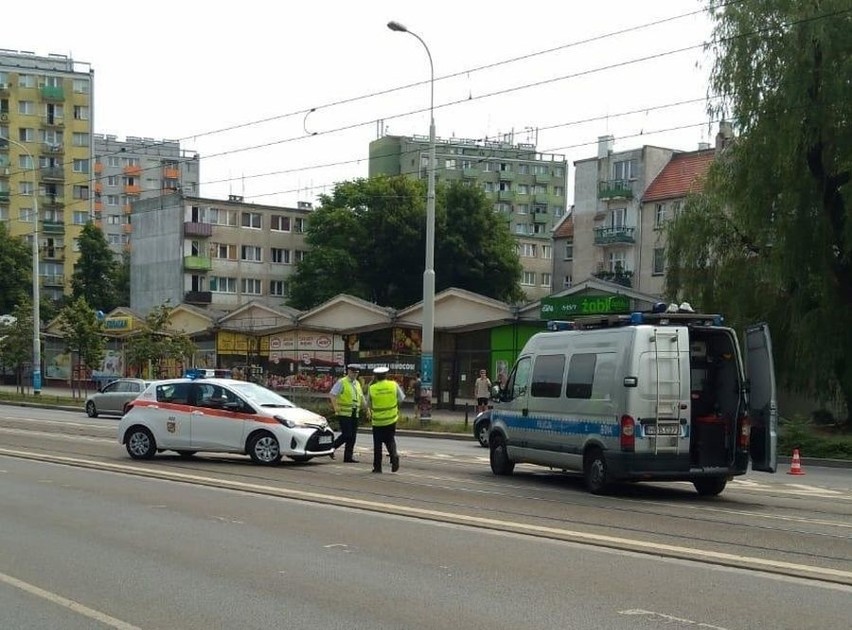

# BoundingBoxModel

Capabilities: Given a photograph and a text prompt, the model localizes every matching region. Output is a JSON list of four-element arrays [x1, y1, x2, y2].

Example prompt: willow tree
[[666, 1, 851, 419]]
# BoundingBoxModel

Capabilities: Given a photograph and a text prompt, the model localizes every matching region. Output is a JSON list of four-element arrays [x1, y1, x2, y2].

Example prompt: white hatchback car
[[117, 378, 334, 465]]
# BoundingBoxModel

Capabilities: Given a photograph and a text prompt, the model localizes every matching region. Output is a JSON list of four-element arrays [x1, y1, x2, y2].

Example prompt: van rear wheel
[[693, 477, 727, 497], [584, 448, 610, 495], [489, 436, 514, 476]]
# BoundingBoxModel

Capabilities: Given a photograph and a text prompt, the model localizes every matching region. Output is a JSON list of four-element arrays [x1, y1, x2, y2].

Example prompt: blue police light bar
[[546, 321, 575, 331], [630, 312, 644, 324]]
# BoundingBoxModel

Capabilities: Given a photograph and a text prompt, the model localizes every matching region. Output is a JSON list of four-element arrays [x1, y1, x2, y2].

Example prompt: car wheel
[[489, 435, 514, 475], [476, 421, 490, 448], [248, 432, 282, 465], [85, 401, 98, 418], [125, 426, 156, 460], [693, 477, 727, 497], [584, 447, 610, 495], [176, 451, 197, 458]]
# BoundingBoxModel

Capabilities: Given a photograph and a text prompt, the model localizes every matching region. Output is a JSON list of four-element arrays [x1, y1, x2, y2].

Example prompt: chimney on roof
[[597, 135, 614, 159], [715, 121, 734, 152]]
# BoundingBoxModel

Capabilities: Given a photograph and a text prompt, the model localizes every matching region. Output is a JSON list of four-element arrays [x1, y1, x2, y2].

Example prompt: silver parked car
[[85, 378, 150, 418]]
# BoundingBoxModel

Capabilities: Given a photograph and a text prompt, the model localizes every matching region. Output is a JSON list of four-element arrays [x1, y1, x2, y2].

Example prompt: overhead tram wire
[[6, 1, 729, 181], [31, 4, 852, 210]]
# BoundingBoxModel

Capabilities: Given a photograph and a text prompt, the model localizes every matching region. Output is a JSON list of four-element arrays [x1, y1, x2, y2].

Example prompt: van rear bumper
[[606, 451, 749, 481]]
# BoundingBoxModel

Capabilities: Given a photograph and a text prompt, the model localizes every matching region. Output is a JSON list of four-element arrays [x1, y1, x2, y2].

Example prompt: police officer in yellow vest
[[365, 366, 405, 473], [330, 364, 366, 463]]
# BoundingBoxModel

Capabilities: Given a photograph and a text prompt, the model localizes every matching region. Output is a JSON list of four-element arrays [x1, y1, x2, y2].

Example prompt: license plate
[[644, 424, 679, 436], [318, 435, 332, 444]]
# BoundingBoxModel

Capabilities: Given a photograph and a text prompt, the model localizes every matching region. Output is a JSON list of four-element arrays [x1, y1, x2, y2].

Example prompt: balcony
[[183, 221, 213, 237], [533, 193, 550, 205], [94, 162, 104, 174], [123, 165, 142, 177], [40, 166, 64, 181], [534, 172, 551, 183], [40, 115, 64, 128], [0, 82, 10, 94], [497, 170, 515, 181], [462, 167, 479, 179], [42, 220, 65, 234], [124, 184, 142, 195], [40, 194, 65, 208], [594, 226, 636, 245], [41, 274, 65, 287], [0, 190, 10, 202], [123, 204, 133, 215], [598, 179, 634, 200], [184, 255, 212, 271], [43, 248, 65, 261], [93, 182, 103, 194], [122, 223, 133, 234], [40, 85, 65, 102], [163, 167, 180, 179], [593, 268, 633, 288], [94, 200, 103, 212], [184, 290, 213, 305], [498, 190, 514, 202], [42, 143, 64, 155]]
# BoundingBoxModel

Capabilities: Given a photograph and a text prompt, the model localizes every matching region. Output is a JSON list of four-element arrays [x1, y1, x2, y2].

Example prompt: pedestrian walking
[[475, 368, 493, 414], [365, 366, 405, 473], [329, 364, 366, 463], [412, 371, 423, 414]]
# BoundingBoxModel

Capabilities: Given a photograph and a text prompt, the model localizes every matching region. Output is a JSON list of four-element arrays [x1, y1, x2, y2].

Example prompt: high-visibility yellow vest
[[335, 377, 363, 417], [369, 379, 399, 426]]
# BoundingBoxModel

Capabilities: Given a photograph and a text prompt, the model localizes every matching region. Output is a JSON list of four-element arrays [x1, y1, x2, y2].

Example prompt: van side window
[[505, 357, 532, 400], [531, 354, 565, 398], [566, 353, 596, 399]]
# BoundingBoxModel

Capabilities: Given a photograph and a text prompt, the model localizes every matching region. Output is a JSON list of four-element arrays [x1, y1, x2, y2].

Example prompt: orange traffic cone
[[787, 448, 805, 476]]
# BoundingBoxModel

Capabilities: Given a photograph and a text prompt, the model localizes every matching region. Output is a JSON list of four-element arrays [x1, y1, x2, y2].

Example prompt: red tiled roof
[[552, 215, 573, 239], [643, 149, 715, 203]]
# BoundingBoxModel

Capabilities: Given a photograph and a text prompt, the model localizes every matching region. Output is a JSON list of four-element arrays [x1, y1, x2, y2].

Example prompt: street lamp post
[[388, 20, 436, 423], [8, 138, 41, 395]]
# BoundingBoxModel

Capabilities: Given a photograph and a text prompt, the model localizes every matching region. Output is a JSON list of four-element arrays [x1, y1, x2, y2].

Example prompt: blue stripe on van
[[496, 412, 620, 438]]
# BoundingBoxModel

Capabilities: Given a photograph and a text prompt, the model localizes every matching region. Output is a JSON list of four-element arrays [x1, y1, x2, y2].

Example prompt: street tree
[[666, 1, 852, 419], [71, 223, 120, 312], [57, 296, 106, 398], [289, 176, 524, 309], [0, 223, 32, 314], [0, 299, 34, 393], [124, 302, 196, 379]]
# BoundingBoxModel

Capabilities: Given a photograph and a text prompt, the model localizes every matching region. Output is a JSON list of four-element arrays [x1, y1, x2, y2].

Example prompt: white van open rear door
[[745, 323, 778, 472]]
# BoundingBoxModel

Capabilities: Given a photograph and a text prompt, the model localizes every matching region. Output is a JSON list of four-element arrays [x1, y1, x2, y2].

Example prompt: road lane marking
[[619, 609, 729, 629], [0, 569, 140, 629], [2, 446, 851, 587]]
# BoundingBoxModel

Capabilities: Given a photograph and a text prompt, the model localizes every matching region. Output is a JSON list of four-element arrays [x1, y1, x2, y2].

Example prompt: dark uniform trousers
[[372, 422, 399, 472], [332, 411, 358, 461]]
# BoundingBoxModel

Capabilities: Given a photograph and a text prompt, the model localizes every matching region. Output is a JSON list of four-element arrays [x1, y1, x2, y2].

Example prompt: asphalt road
[[0, 405, 850, 628]]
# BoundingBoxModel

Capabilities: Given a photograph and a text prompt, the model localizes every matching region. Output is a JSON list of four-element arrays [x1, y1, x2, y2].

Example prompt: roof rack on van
[[547, 311, 725, 331]]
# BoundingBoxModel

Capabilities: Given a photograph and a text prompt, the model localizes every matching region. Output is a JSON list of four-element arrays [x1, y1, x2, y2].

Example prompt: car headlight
[[274, 415, 296, 428]]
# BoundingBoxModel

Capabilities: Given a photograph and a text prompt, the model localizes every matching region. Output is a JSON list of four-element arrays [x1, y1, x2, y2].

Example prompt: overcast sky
[[7, 0, 716, 208]]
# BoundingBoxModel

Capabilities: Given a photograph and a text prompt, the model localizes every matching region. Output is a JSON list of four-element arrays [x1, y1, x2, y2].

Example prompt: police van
[[488, 307, 777, 496]]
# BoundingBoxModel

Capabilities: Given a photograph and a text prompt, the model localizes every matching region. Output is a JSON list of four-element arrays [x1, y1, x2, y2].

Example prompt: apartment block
[[571, 136, 676, 294], [369, 132, 568, 301], [0, 50, 94, 302], [94, 134, 200, 255], [130, 193, 311, 314]]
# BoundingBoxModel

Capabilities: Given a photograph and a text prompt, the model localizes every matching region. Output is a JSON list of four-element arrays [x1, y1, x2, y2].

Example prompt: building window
[[496, 202, 511, 213], [533, 223, 547, 235], [516, 184, 529, 196], [18, 101, 35, 115], [106, 195, 119, 206], [516, 204, 529, 215], [483, 162, 496, 172], [653, 247, 665, 275], [107, 215, 121, 225], [270, 280, 288, 297], [294, 250, 307, 263], [107, 156, 120, 168], [270, 215, 291, 231], [19, 128, 35, 142], [554, 166, 565, 177], [20, 207, 35, 222], [445, 158, 456, 170], [72, 159, 90, 174], [534, 184, 547, 195], [105, 175, 118, 186], [564, 238, 573, 261], [73, 105, 89, 120], [294, 218, 306, 233], [241, 212, 261, 229], [515, 223, 528, 235], [241, 278, 262, 295], [210, 277, 237, 293], [533, 164, 549, 176], [540, 272, 552, 288], [107, 234, 121, 245], [613, 159, 636, 180], [210, 208, 237, 226], [608, 251, 627, 272], [72, 211, 88, 225], [517, 163, 530, 175], [563, 275, 573, 288], [18, 74, 36, 88], [72, 185, 89, 200], [533, 205, 547, 215], [522, 271, 536, 286], [671, 200, 682, 219], [553, 206, 565, 217], [541, 245, 552, 259], [213, 243, 237, 260], [499, 180, 511, 192], [483, 181, 495, 193], [655, 203, 666, 228], [271, 247, 291, 264], [18, 181, 35, 195], [553, 186, 564, 197], [520, 243, 537, 257], [72, 132, 89, 147], [72, 79, 90, 94]]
